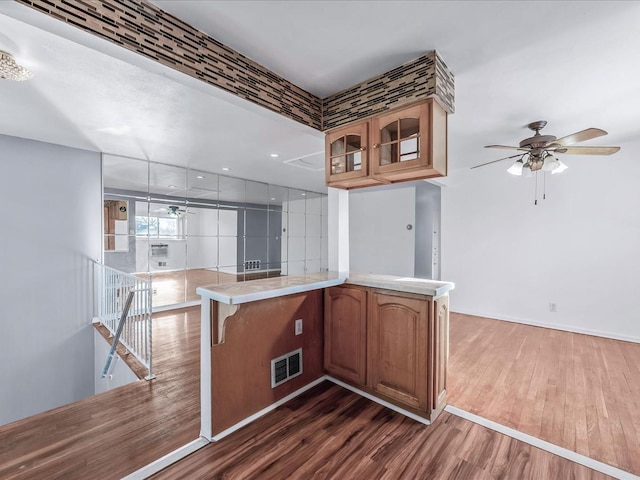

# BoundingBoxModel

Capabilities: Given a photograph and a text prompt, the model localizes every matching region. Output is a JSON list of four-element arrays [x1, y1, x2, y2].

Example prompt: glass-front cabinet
[[325, 122, 383, 189], [325, 98, 448, 189], [371, 99, 446, 181]]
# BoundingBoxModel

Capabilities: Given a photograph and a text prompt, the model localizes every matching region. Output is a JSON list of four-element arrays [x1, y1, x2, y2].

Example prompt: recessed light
[[270, 153, 279, 158], [168, 185, 177, 189], [301, 193, 306, 196], [270, 197, 276, 201], [222, 167, 230, 171], [196, 175, 204, 179]]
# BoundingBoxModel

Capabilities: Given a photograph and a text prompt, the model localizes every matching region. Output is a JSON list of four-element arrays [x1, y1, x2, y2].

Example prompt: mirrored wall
[[103, 155, 328, 308]]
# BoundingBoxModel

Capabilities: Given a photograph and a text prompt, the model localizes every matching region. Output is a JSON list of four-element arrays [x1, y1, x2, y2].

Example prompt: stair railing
[[95, 262, 154, 380]]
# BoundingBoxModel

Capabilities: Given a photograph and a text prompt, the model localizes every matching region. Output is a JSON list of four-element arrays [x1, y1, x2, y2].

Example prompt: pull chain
[[543, 171, 547, 200], [534, 171, 538, 205]]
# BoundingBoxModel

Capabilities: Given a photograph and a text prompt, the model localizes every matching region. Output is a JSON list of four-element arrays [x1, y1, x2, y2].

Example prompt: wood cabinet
[[368, 290, 428, 410], [371, 99, 447, 182], [323, 285, 450, 422], [324, 285, 368, 385], [325, 98, 447, 189], [325, 122, 382, 189]]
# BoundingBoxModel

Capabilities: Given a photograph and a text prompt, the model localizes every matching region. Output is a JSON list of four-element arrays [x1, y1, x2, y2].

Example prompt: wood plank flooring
[[2, 306, 637, 479], [151, 381, 612, 480], [0, 306, 202, 480], [448, 312, 640, 476]]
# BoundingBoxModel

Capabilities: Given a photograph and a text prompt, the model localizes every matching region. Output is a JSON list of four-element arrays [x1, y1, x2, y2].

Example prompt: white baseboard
[[445, 406, 639, 480], [210, 376, 327, 442], [121, 436, 210, 480], [452, 309, 640, 344]]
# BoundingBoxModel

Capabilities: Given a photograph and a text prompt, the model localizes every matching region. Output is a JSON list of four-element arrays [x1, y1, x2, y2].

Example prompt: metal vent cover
[[271, 348, 303, 388]]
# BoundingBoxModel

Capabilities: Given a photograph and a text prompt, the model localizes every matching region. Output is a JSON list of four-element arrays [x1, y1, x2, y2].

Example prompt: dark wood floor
[[151, 381, 612, 480], [1, 307, 635, 479], [448, 312, 640, 476], [0, 306, 202, 480]]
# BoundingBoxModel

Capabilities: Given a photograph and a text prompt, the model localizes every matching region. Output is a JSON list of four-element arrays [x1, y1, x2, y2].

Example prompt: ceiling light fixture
[[196, 175, 204, 179], [222, 167, 229, 171], [0, 51, 33, 81], [506, 158, 524, 176], [552, 160, 569, 174], [270, 153, 279, 158], [542, 153, 560, 172]]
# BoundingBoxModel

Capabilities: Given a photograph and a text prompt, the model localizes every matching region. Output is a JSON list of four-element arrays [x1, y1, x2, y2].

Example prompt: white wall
[[441, 142, 640, 342], [0, 134, 101, 425], [349, 186, 416, 276]]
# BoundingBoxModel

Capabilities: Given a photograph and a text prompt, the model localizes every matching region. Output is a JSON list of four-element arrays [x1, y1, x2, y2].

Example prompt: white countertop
[[197, 271, 454, 305], [346, 273, 455, 297], [196, 271, 345, 304]]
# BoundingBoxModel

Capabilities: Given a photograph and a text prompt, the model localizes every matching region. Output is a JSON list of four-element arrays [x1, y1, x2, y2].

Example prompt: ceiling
[[2, 1, 640, 193]]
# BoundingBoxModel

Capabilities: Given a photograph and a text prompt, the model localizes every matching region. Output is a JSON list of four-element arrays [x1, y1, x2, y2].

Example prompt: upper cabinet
[[325, 121, 381, 189], [325, 98, 448, 189]]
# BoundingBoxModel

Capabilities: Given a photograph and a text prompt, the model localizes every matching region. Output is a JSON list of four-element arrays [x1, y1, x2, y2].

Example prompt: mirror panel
[[102, 155, 327, 308]]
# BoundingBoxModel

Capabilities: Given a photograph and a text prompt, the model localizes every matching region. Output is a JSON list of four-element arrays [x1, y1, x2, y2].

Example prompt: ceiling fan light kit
[[473, 120, 620, 203]]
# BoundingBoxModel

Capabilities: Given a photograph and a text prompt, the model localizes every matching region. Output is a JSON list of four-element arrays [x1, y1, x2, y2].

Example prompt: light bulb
[[507, 159, 524, 176], [551, 160, 568, 174], [542, 154, 560, 172]]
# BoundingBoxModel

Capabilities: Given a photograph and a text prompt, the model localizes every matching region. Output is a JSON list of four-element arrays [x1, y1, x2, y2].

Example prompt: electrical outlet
[[549, 303, 557, 313], [295, 319, 303, 335]]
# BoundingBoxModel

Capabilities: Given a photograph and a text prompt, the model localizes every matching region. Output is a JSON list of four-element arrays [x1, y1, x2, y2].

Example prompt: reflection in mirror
[[102, 155, 328, 309]]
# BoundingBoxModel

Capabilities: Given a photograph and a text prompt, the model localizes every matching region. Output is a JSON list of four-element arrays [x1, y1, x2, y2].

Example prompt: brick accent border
[[322, 51, 454, 131], [16, 0, 323, 129], [14, 0, 454, 132]]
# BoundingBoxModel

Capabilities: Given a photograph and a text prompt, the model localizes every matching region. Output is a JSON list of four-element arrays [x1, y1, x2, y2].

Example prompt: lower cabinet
[[324, 285, 449, 422], [324, 285, 367, 386], [368, 291, 428, 410]]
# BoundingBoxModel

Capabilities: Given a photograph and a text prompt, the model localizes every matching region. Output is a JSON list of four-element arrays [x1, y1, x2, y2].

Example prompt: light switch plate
[[295, 319, 303, 335]]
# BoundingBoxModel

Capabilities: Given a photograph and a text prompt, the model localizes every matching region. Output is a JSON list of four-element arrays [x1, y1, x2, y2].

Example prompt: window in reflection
[[103, 155, 328, 308]]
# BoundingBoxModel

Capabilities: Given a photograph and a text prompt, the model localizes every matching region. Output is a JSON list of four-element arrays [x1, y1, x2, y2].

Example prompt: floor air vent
[[271, 348, 302, 388]]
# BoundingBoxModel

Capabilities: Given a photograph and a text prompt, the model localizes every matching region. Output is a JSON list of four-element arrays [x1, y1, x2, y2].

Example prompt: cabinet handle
[[360, 147, 366, 151], [373, 144, 380, 149]]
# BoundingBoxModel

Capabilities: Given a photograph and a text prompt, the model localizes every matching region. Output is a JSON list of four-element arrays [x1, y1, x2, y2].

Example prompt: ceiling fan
[[472, 121, 621, 175], [150, 205, 194, 217]]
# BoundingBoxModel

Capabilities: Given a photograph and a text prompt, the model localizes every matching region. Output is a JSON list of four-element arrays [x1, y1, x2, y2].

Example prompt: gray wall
[[414, 182, 441, 279], [237, 207, 282, 272], [0, 134, 101, 426]]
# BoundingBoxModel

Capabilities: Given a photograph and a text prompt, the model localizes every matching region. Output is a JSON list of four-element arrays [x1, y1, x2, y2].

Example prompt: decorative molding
[[322, 51, 455, 131], [14, 0, 323, 129]]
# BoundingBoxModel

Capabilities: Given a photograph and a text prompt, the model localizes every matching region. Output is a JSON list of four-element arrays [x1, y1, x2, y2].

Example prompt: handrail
[[102, 290, 135, 378], [95, 262, 154, 380]]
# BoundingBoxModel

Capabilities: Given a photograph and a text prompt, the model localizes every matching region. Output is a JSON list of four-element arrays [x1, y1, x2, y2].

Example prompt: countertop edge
[[196, 277, 346, 305], [345, 278, 455, 297]]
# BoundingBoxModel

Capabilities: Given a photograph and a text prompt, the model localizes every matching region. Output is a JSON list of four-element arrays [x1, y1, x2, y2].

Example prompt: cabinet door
[[325, 122, 380, 189], [324, 286, 368, 385], [368, 290, 429, 410], [370, 99, 447, 181]]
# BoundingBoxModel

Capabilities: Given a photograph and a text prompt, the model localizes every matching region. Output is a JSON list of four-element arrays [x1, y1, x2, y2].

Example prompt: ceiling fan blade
[[554, 145, 620, 155], [484, 144, 528, 151], [471, 153, 523, 169], [551, 128, 607, 147]]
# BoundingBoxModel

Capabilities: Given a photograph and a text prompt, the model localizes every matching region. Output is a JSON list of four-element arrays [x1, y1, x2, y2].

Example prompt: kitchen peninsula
[[197, 272, 454, 440]]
